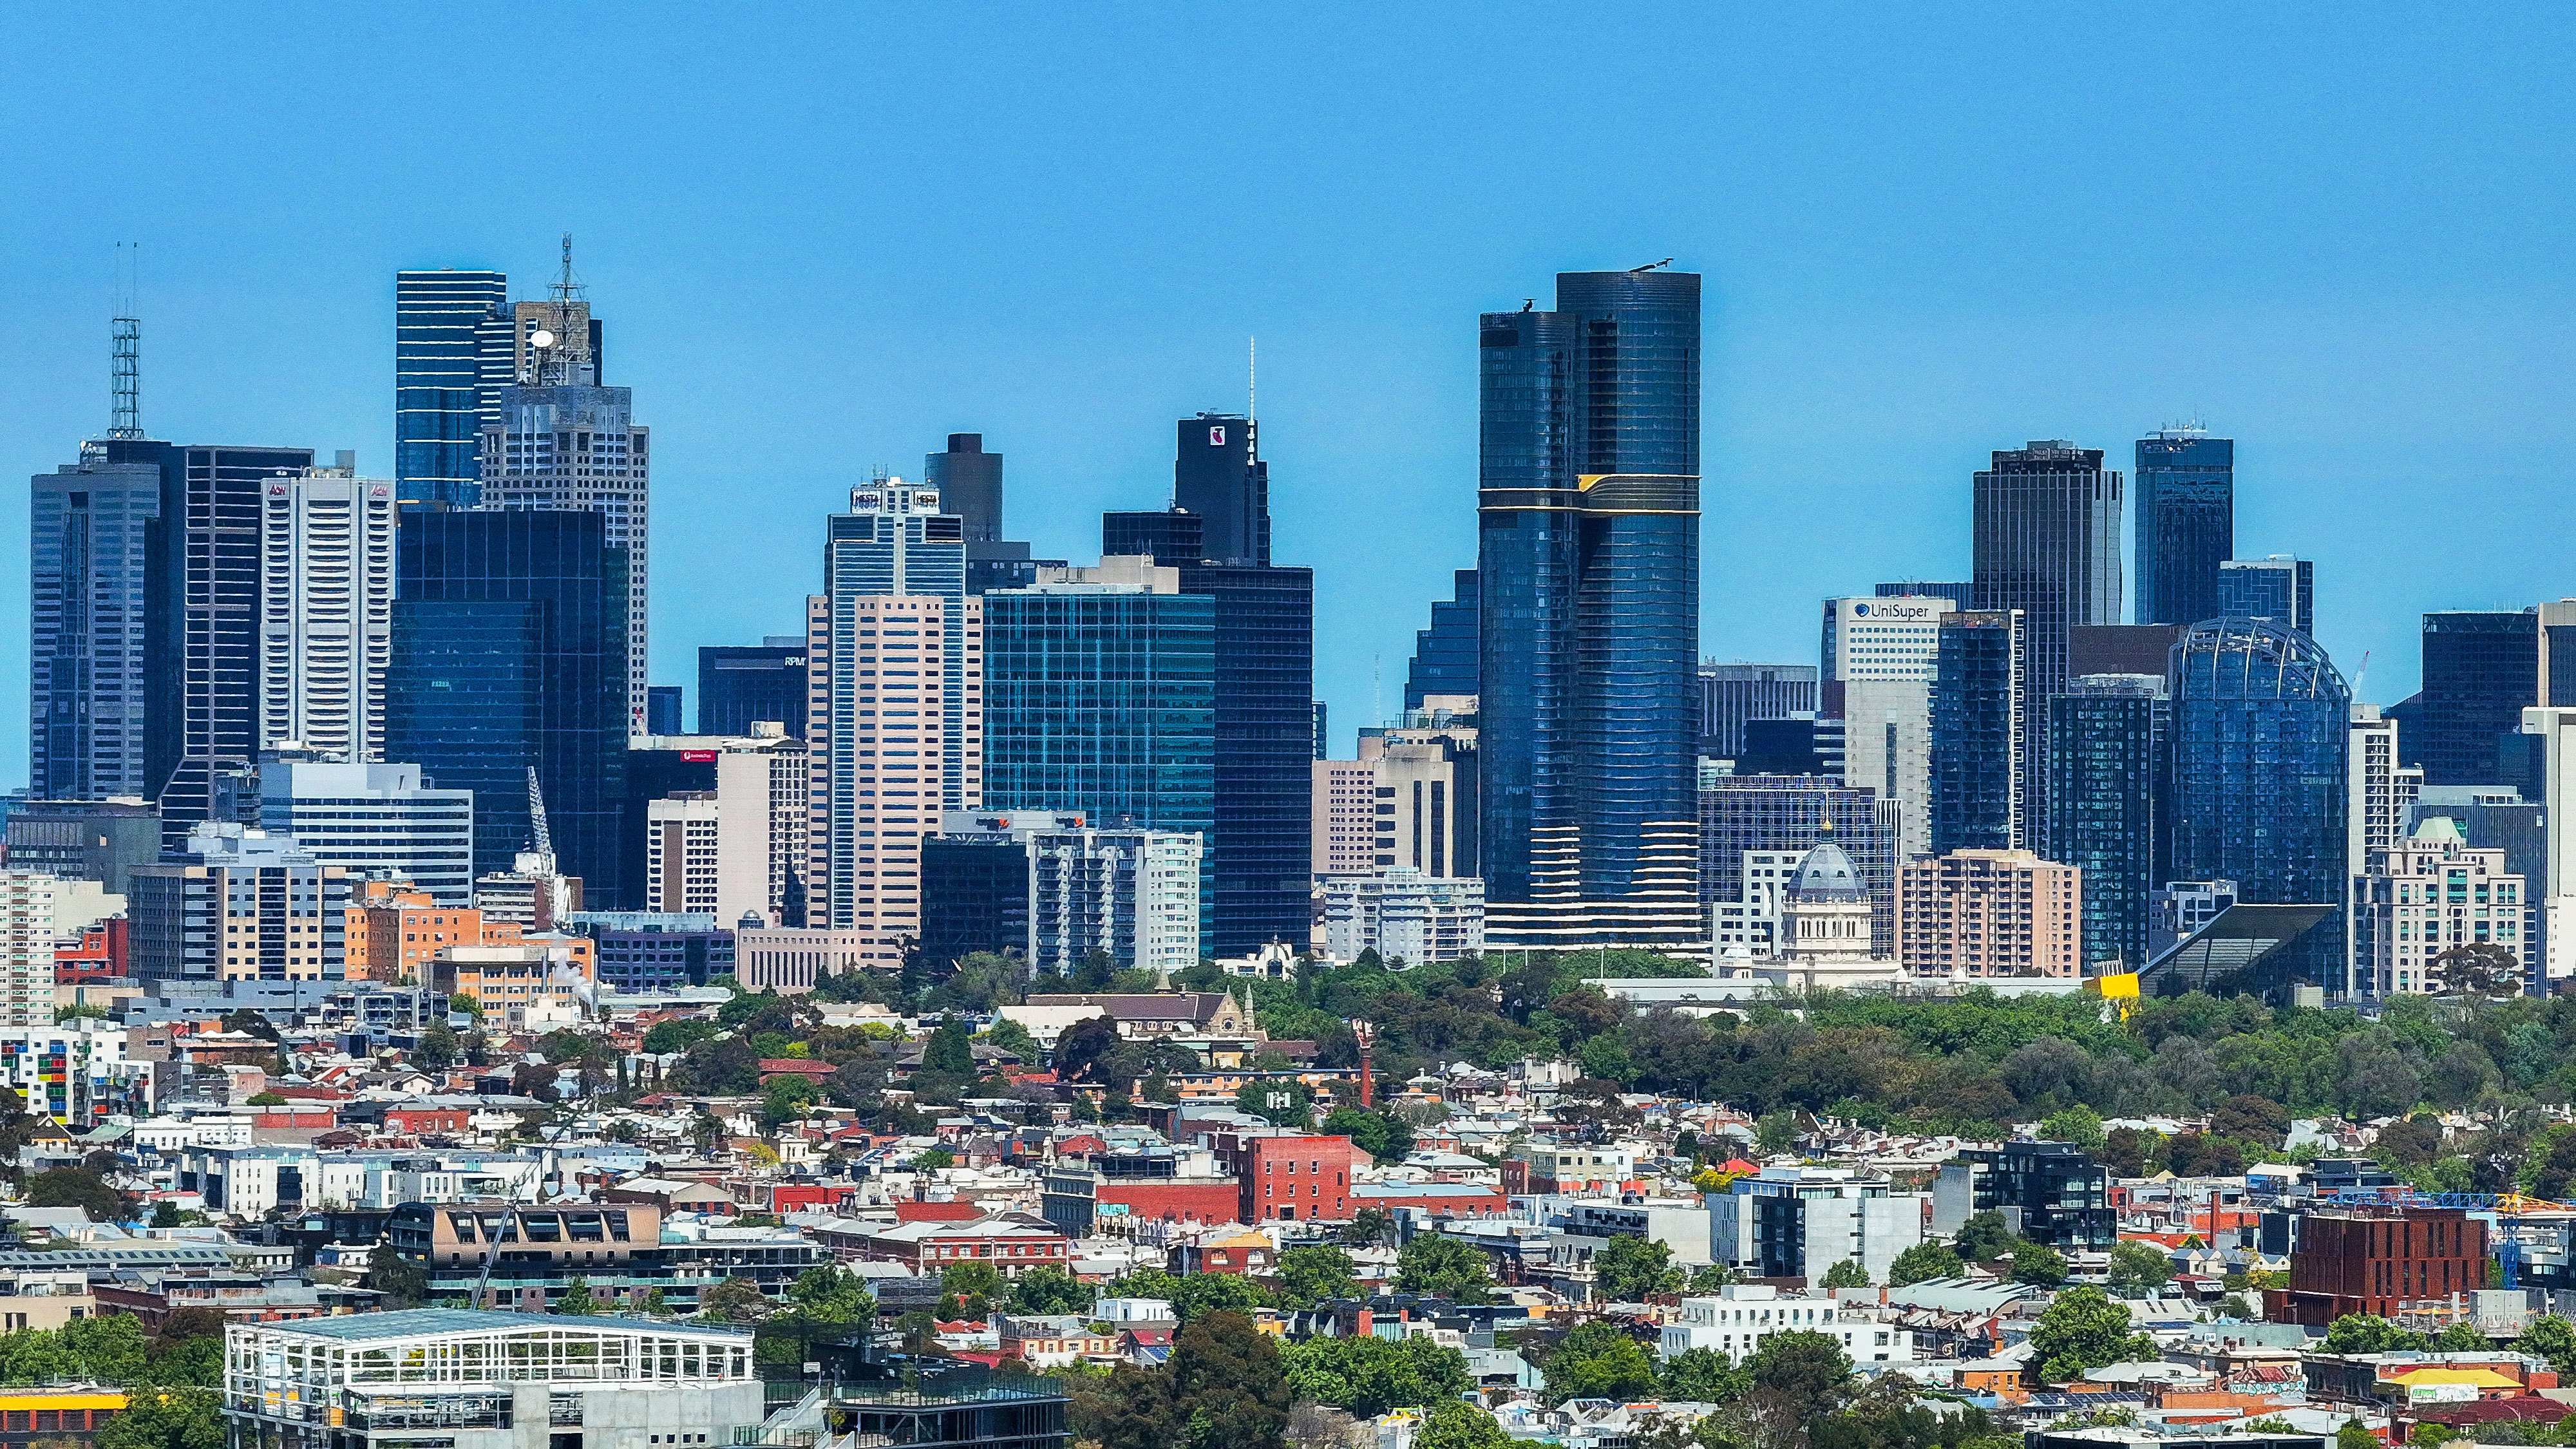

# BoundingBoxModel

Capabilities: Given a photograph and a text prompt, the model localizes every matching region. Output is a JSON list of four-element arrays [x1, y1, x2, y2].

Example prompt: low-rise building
[[1658, 1284, 1915, 1365], [1320, 870, 1484, 963], [1932, 1141, 2114, 1249], [1709, 1164, 1927, 1286], [1207, 1128, 1358, 1223], [854, 1217, 1072, 1278]]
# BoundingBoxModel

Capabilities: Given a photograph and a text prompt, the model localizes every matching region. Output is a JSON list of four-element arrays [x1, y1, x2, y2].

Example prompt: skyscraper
[[393, 269, 510, 506], [385, 507, 629, 895], [1175, 415, 1267, 566], [1403, 569, 1479, 710], [258, 460, 396, 761], [697, 639, 808, 736], [146, 444, 318, 846], [1697, 664, 1817, 759], [1973, 440, 2123, 826], [2045, 674, 2169, 971], [2418, 610, 2537, 786], [1479, 267, 1701, 906], [810, 477, 980, 958], [1698, 775, 1900, 956], [31, 437, 167, 799], [2132, 427, 2233, 627], [1821, 594, 1956, 862], [928, 433, 1058, 595], [2168, 618, 2351, 913], [2216, 556, 2315, 634], [1929, 609, 2026, 854]]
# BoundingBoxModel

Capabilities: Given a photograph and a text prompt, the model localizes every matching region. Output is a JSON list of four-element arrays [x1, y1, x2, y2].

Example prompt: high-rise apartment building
[[146, 445, 317, 846], [630, 729, 808, 927], [1175, 414, 1268, 566], [386, 507, 628, 895], [1929, 609, 2026, 854], [2521, 706, 2576, 988], [1479, 267, 1700, 911], [1821, 594, 1955, 862], [1404, 570, 1479, 710], [1699, 777, 1900, 956], [1029, 826, 1203, 978], [258, 461, 396, 760], [30, 438, 167, 799], [2132, 428, 2232, 627], [1897, 848, 2082, 978], [809, 478, 980, 961], [1698, 664, 1818, 759], [2348, 703, 2425, 994], [1973, 441, 2123, 826], [2168, 618, 2351, 912], [0, 874, 57, 1028], [393, 269, 510, 505], [2217, 556, 2315, 634], [1311, 758, 1378, 876], [2351, 818, 2527, 996], [129, 823, 353, 983], [1322, 870, 1484, 964], [256, 759, 474, 904], [697, 639, 807, 736], [2045, 675, 2168, 971], [2420, 611, 2538, 786]]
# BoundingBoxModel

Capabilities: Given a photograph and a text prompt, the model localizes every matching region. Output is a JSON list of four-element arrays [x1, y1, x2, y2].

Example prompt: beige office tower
[[1821, 595, 1955, 862], [1897, 848, 2081, 978], [639, 728, 809, 927], [260, 461, 396, 760]]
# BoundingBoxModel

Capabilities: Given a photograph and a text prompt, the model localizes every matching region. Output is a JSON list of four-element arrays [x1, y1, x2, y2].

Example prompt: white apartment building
[[0, 874, 58, 1028], [2352, 817, 2528, 996], [1029, 827, 1201, 978], [2524, 705, 2576, 986], [1660, 1284, 1915, 1365], [637, 728, 808, 927], [1822, 595, 1954, 863], [1707, 1164, 1927, 1287], [258, 463, 396, 760], [258, 759, 474, 904], [1322, 869, 1483, 963]]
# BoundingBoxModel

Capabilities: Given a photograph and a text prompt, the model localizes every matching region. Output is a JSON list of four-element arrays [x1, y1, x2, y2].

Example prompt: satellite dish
[[530, 329, 556, 348]]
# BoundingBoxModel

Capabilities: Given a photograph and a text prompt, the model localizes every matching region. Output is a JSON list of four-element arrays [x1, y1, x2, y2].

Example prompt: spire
[[106, 243, 141, 440]]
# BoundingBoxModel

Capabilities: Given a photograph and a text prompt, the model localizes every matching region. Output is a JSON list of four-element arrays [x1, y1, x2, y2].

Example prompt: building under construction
[[2264, 1206, 2488, 1327]]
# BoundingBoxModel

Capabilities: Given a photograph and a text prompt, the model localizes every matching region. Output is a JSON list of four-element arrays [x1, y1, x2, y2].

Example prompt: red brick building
[[384, 1106, 470, 1135], [858, 1217, 1072, 1276], [53, 919, 125, 983], [2265, 1208, 2488, 1326], [1208, 1128, 1357, 1222]]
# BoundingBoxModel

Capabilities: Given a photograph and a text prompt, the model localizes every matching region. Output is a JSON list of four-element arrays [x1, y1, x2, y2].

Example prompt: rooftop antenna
[[550, 232, 584, 305], [1247, 336, 1256, 419], [1632, 258, 1674, 272], [107, 244, 142, 440]]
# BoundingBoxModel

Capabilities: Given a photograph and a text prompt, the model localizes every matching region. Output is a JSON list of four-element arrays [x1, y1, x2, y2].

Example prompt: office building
[[1176, 553, 1314, 956], [1027, 824, 1202, 978], [2519, 706, 2576, 988], [2069, 623, 2184, 679], [2045, 675, 2168, 971], [563, 911, 737, 993], [2168, 618, 2351, 916], [2420, 611, 2539, 786], [696, 639, 808, 736], [30, 437, 166, 799], [2132, 427, 2233, 627], [1973, 440, 2123, 827], [0, 874, 57, 1028], [393, 269, 511, 505], [1311, 757, 1377, 876], [925, 432, 1055, 594], [1929, 609, 2026, 853], [1481, 268, 1701, 912], [1897, 848, 2082, 978], [256, 759, 474, 905], [345, 881, 513, 982], [2217, 556, 2315, 634], [258, 461, 396, 760], [1405, 569, 1479, 710], [1707, 1165, 1927, 1287], [433, 936, 594, 1030], [1931, 1142, 2114, 1249], [1700, 777, 1900, 956], [146, 444, 318, 846], [1737, 717, 1841, 778], [645, 687, 683, 736], [1875, 582, 1975, 610], [1698, 664, 1817, 759], [2, 799, 160, 895], [1102, 506, 1204, 566], [810, 477, 980, 961], [919, 810, 1086, 967], [1175, 413, 1268, 566], [129, 823, 352, 984], [1322, 870, 1484, 964], [626, 728, 807, 925], [1823, 594, 1955, 862], [2351, 817, 2526, 997], [1314, 728, 1479, 882], [2263, 1209, 2487, 1328], [2537, 599, 2576, 707], [2403, 786, 2544, 988]]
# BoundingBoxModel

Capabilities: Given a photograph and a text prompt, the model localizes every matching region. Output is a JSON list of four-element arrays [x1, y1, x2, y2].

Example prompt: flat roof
[[245, 1309, 750, 1343]]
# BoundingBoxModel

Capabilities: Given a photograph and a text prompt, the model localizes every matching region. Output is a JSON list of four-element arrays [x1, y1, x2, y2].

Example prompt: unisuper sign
[[1850, 601, 1943, 620]]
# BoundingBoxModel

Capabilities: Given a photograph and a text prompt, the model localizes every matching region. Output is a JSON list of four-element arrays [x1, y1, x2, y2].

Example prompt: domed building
[[1761, 834, 1903, 991]]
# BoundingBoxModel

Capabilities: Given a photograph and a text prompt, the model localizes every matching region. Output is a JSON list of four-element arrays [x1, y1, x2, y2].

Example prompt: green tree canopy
[[1007, 1265, 1093, 1316], [1544, 1321, 1659, 1403], [1394, 1234, 1496, 1305], [1092, 1311, 1290, 1449], [1237, 1078, 1314, 1129], [1658, 1346, 1751, 1404], [1886, 1242, 1962, 1287], [2325, 1314, 2423, 1354], [1593, 1235, 1684, 1302], [553, 1278, 598, 1316], [1320, 1104, 1414, 1162], [2042, 1104, 2108, 1154], [2011, 1242, 2069, 1288], [1275, 1245, 1361, 1309], [1281, 1334, 1472, 1417], [2028, 1286, 2158, 1382], [1744, 1329, 1857, 1422], [784, 1264, 876, 1324], [1414, 1400, 1513, 1449], [1953, 1211, 2017, 1264], [2515, 1314, 2576, 1376], [1819, 1259, 1871, 1289], [28, 1166, 128, 1223], [2106, 1241, 2173, 1295]]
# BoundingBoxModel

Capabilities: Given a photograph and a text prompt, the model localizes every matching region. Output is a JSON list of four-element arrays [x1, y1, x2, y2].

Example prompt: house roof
[[1023, 993, 1233, 1023]]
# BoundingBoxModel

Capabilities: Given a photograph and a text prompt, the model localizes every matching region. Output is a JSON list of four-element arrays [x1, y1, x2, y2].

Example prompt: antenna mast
[[1248, 336, 1256, 419], [107, 244, 142, 440]]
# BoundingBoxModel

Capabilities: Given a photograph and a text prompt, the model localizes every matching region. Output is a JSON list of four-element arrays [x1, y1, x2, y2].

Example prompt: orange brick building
[[1898, 849, 2082, 977], [2264, 1208, 2487, 1326]]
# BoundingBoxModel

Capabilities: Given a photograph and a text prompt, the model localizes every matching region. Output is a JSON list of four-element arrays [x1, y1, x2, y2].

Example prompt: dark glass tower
[[386, 508, 629, 896], [1403, 569, 1479, 710], [1973, 440, 2123, 833], [931, 433, 1057, 594], [32, 437, 169, 799], [2132, 428, 2233, 627], [2168, 618, 2349, 912], [1174, 415, 1267, 566], [1477, 267, 1701, 902], [393, 270, 509, 506], [1103, 508, 1204, 565], [145, 444, 317, 846], [2215, 557, 2315, 634], [2045, 674, 2170, 971], [2418, 610, 2537, 786], [697, 639, 808, 735], [1930, 609, 2025, 853]]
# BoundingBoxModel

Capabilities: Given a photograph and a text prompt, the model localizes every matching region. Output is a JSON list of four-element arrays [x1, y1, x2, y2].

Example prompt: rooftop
[[238, 1307, 751, 1345]]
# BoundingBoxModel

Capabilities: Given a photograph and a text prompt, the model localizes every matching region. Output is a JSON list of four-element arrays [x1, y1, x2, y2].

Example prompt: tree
[[641, 1019, 718, 1054], [1953, 1211, 2016, 1264], [1237, 1078, 1314, 1129], [1545, 1320, 1660, 1403], [911, 1146, 956, 1170], [1886, 1242, 1962, 1287], [1819, 1260, 1871, 1290], [2011, 1242, 2069, 1289], [942, 1259, 1007, 1307], [2042, 1105, 2107, 1155], [414, 1021, 460, 1070], [1275, 1245, 1361, 1309], [2027, 1286, 2158, 1382], [554, 1278, 598, 1316], [28, 1166, 128, 1222], [1320, 1105, 1413, 1162], [1594, 1235, 1685, 1302], [2325, 1314, 2423, 1354], [1343, 1208, 1396, 1248], [1743, 1329, 1856, 1422], [94, 1388, 223, 1449], [363, 1251, 430, 1309], [922, 1018, 976, 1075], [785, 1264, 876, 1324], [1055, 1016, 1123, 1083], [245, 1090, 287, 1106], [2516, 1314, 2576, 1376], [2107, 1241, 2173, 1296], [1007, 1265, 1093, 1316], [1282, 1334, 1473, 1417], [2340, 1422, 2382, 1449], [2427, 1321, 2491, 1350], [1167, 1311, 1292, 1449], [1170, 1272, 1276, 1324], [1394, 1233, 1495, 1304], [1414, 1401, 1513, 1449], [979, 1015, 1039, 1058], [1658, 1347, 1750, 1404], [698, 1276, 770, 1323]]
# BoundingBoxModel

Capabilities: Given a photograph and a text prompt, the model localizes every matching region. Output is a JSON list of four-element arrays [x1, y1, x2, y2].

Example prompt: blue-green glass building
[[2168, 617, 2350, 910], [393, 270, 510, 506], [2133, 428, 2233, 627], [1930, 609, 2025, 854], [2045, 673, 2170, 971]]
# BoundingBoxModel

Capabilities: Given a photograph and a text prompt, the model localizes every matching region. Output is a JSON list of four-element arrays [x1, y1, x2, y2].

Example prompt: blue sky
[[4, 5, 2573, 779]]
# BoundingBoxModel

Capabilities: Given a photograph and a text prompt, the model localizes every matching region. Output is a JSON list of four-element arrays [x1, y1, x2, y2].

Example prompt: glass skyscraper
[[2045, 674, 2170, 971], [393, 270, 510, 506], [31, 437, 167, 799], [1174, 414, 1268, 567], [1403, 569, 1478, 710], [386, 507, 629, 895], [2132, 428, 2233, 627], [1930, 609, 2026, 853], [2168, 618, 2351, 910], [2215, 556, 2315, 634], [1698, 776, 1899, 955], [1973, 440, 2123, 832], [697, 639, 808, 736], [1478, 267, 1701, 904], [2417, 609, 2537, 786]]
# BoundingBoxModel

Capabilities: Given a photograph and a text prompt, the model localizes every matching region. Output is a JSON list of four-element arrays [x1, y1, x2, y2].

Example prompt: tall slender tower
[[258, 457, 397, 761], [2132, 427, 2233, 627], [393, 269, 510, 505], [1972, 440, 2123, 834], [1477, 267, 1701, 904]]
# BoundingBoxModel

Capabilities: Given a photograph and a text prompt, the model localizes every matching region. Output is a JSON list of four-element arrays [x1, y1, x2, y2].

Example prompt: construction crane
[[526, 766, 554, 864]]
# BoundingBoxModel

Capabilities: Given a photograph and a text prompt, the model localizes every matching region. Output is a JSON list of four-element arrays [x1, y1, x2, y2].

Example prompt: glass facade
[[2168, 617, 2351, 911], [1177, 560, 1313, 954], [1698, 777, 1899, 954], [30, 438, 167, 799], [2045, 674, 2170, 971], [1875, 582, 1975, 609], [1697, 663, 1818, 759], [1173, 414, 1268, 566], [1930, 609, 2025, 853], [1972, 441, 2123, 831], [1403, 568, 1478, 709], [1478, 269, 1700, 903], [2132, 430, 2233, 627], [2418, 609, 2537, 786], [393, 270, 509, 506], [2216, 556, 2315, 634], [696, 641, 806, 735], [386, 508, 629, 895], [1102, 507, 1204, 565]]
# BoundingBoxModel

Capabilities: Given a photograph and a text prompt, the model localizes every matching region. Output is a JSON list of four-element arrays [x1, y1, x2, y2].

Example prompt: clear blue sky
[[5, 5, 2573, 782]]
